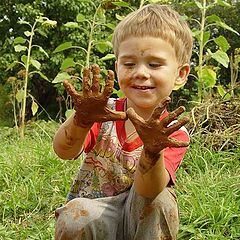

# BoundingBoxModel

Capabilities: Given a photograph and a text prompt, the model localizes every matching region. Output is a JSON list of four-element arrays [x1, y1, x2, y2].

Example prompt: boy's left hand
[[126, 97, 190, 156]]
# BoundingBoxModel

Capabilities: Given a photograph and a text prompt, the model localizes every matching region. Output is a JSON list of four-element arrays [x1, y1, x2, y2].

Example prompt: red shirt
[[84, 98, 189, 185]]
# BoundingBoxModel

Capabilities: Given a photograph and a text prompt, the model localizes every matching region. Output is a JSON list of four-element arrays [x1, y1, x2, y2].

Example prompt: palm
[[126, 97, 189, 154], [63, 64, 126, 127]]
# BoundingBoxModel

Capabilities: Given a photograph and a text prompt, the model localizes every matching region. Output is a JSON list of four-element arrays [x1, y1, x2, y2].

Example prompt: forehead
[[118, 36, 176, 60]]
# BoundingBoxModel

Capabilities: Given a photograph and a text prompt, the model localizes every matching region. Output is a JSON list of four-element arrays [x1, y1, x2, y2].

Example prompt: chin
[[133, 100, 157, 110]]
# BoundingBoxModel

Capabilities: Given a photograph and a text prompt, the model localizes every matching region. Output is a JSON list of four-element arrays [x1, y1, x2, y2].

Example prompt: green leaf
[[96, 8, 106, 23], [95, 41, 111, 53], [21, 55, 28, 65], [76, 13, 86, 23], [31, 59, 41, 70], [24, 31, 33, 37], [100, 54, 115, 61], [53, 72, 71, 83], [214, 36, 230, 52], [116, 90, 125, 98], [112, 1, 130, 7], [202, 32, 210, 47], [216, 0, 231, 7], [191, 29, 201, 37], [65, 109, 75, 119], [31, 100, 38, 116], [34, 71, 49, 81], [116, 14, 125, 21], [38, 46, 49, 57], [14, 37, 27, 45], [64, 22, 79, 29], [18, 20, 30, 26], [16, 89, 25, 103], [194, 0, 203, 9], [53, 42, 73, 53], [6, 61, 18, 71], [14, 45, 27, 52], [217, 22, 239, 35], [35, 28, 48, 38], [206, 14, 221, 23], [211, 50, 229, 68], [201, 68, 216, 88], [61, 58, 76, 71], [217, 85, 231, 100], [105, 23, 115, 30]]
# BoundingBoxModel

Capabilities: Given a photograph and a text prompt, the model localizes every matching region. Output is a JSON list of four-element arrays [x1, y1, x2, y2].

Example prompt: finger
[[167, 137, 190, 148], [82, 67, 91, 96], [63, 80, 81, 98], [150, 97, 171, 120], [166, 116, 190, 135], [91, 64, 100, 95], [102, 70, 114, 99], [162, 106, 185, 127], [126, 108, 145, 127], [105, 109, 127, 121]]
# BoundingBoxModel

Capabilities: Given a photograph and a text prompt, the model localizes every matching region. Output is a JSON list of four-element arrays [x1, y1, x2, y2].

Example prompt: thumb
[[63, 80, 80, 98], [126, 108, 145, 126]]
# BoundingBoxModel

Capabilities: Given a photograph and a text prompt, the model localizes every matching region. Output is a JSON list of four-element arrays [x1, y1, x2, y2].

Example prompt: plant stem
[[20, 21, 37, 138], [85, 3, 101, 67], [198, 0, 206, 102], [139, 0, 145, 8]]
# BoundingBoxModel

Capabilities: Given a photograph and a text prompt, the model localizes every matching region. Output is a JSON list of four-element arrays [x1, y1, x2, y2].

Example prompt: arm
[[53, 64, 126, 160], [134, 150, 170, 199], [127, 97, 189, 198], [53, 114, 91, 160]]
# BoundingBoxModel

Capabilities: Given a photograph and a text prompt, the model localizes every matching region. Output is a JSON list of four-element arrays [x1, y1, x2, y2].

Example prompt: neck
[[126, 99, 155, 120]]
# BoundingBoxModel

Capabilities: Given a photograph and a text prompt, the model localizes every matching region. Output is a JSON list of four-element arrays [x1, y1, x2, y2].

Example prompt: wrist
[[73, 113, 94, 129], [138, 148, 162, 174]]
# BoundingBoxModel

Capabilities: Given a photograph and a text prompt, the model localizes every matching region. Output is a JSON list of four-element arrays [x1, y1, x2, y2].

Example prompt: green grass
[[0, 121, 239, 239]]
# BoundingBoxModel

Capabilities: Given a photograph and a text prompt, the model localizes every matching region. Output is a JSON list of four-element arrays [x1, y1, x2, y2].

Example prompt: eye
[[149, 62, 162, 68], [124, 62, 135, 67]]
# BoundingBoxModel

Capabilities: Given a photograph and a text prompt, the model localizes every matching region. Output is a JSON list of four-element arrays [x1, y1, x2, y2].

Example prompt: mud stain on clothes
[[159, 237, 175, 240], [139, 204, 155, 220], [73, 209, 89, 220]]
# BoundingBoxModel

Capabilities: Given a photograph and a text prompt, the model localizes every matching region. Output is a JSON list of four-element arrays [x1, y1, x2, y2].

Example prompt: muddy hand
[[63, 64, 126, 128], [126, 97, 190, 155]]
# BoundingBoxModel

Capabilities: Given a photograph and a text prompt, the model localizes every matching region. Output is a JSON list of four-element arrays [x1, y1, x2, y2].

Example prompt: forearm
[[134, 150, 170, 199], [53, 114, 92, 160]]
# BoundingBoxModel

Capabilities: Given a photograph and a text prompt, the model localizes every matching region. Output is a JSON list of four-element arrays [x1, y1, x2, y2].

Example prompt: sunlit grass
[[176, 138, 240, 239], [0, 122, 239, 239]]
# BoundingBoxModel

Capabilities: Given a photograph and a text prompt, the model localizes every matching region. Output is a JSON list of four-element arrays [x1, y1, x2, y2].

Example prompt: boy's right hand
[[63, 64, 127, 128]]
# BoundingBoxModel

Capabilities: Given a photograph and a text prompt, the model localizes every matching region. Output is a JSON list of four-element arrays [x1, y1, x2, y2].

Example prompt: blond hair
[[112, 4, 193, 64]]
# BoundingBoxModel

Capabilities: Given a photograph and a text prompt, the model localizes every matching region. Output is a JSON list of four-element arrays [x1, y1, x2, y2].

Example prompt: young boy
[[53, 4, 192, 240]]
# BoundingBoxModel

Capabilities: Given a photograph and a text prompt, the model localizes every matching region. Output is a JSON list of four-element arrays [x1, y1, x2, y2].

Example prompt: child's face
[[115, 36, 189, 113]]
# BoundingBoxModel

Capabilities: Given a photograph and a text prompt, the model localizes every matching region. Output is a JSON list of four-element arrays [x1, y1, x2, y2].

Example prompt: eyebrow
[[118, 55, 136, 60], [119, 54, 167, 59]]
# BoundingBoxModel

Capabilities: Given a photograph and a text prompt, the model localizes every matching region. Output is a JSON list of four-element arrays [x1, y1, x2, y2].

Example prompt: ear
[[115, 60, 118, 73], [173, 64, 190, 90]]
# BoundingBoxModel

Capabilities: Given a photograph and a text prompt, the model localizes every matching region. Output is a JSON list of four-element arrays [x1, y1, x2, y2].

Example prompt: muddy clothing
[[55, 186, 179, 240], [55, 98, 189, 240]]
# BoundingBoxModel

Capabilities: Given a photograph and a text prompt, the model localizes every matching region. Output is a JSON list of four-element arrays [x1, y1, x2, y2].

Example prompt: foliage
[[172, 0, 240, 103], [5, 16, 56, 138], [0, 0, 239, 126], [192, 0, 239, 101]]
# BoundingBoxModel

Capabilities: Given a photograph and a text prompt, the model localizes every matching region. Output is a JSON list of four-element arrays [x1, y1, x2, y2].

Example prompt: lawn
[[0, 120, 239, 239]]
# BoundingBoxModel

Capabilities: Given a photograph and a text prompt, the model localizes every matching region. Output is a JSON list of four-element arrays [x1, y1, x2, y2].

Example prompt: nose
[[133, 64, 150, 80]]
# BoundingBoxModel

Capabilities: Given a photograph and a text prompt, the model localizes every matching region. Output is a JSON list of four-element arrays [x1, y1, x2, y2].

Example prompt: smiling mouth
[[133, 86, 155, 90]]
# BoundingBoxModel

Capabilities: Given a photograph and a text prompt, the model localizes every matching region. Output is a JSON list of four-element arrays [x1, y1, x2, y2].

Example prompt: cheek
[[117, 68, 132, 84]]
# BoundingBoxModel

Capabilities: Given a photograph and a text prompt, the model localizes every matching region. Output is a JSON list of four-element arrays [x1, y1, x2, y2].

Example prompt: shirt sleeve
[[163, 127, 190, 185], [84, 122, 101, 154]]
